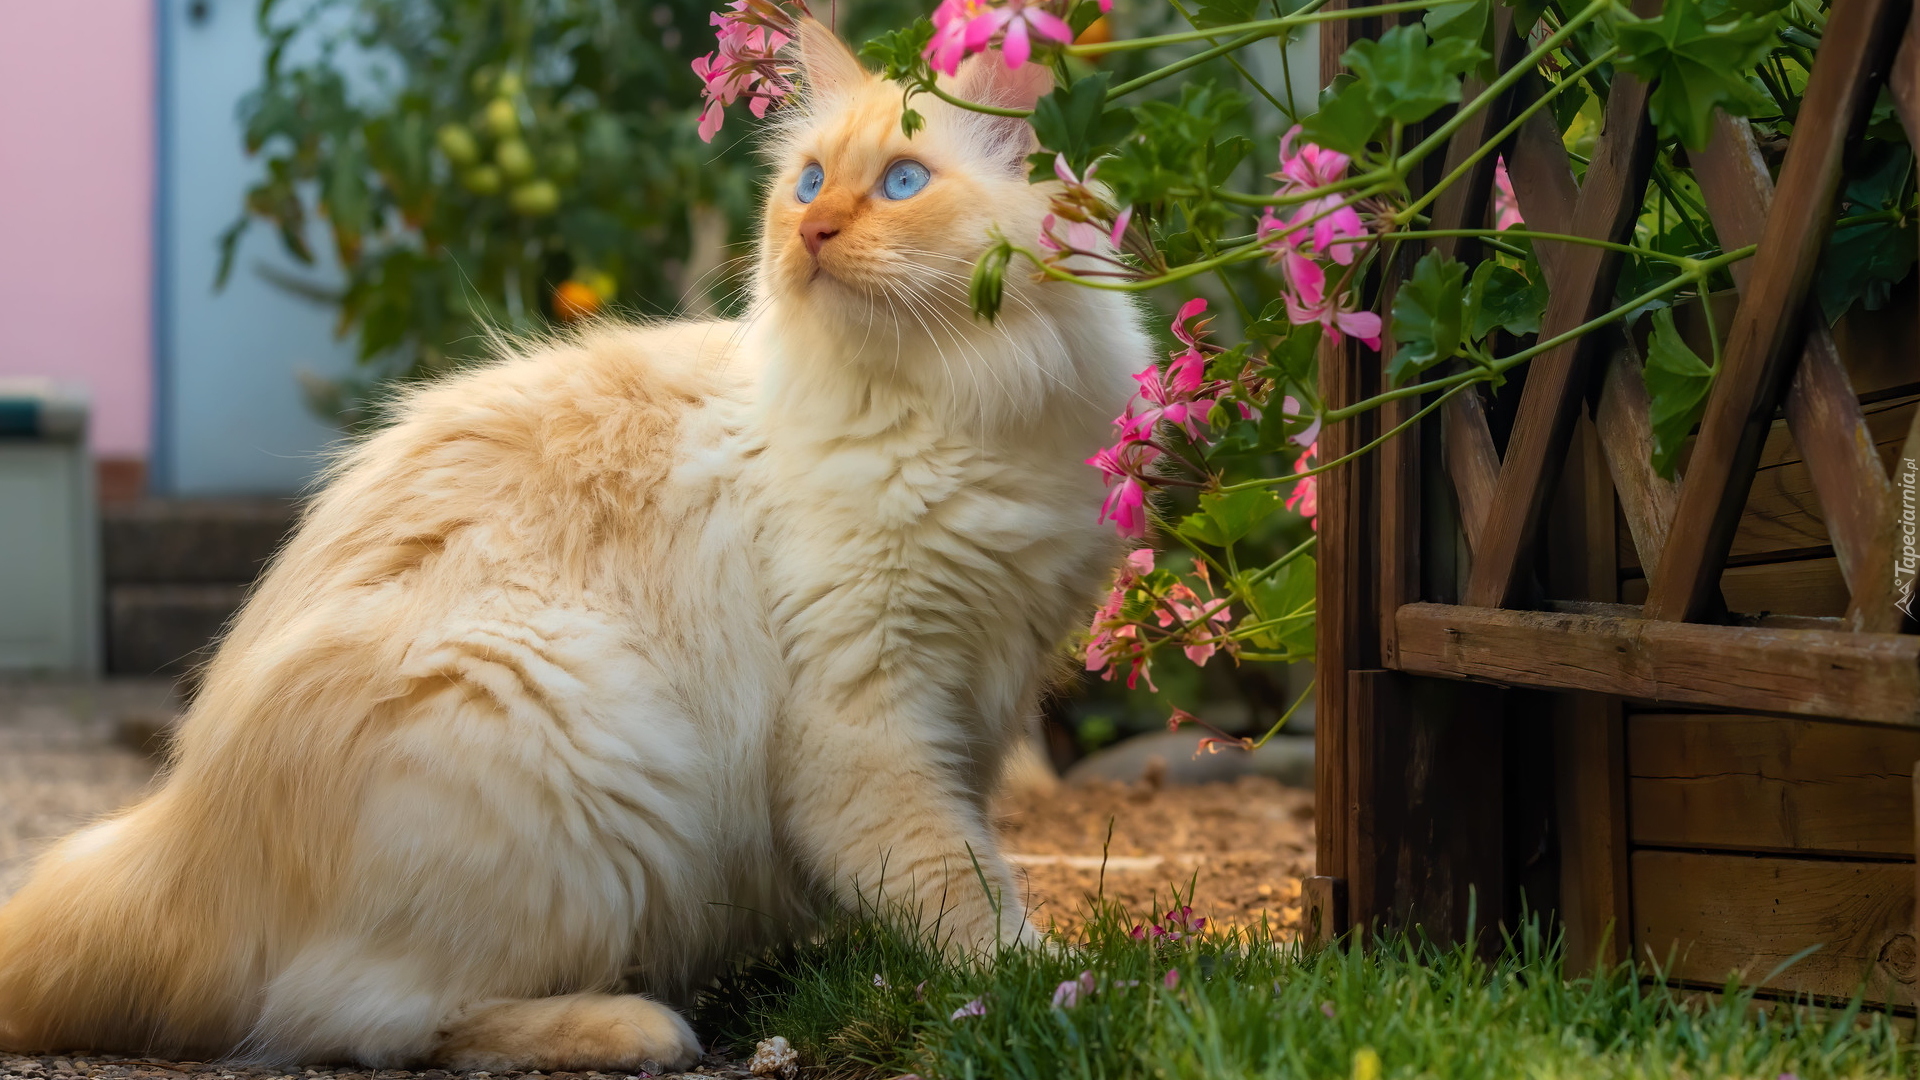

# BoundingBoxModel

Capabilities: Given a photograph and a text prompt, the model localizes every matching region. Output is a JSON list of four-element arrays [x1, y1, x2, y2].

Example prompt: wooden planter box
[[1308, 0, 1920, 1009]]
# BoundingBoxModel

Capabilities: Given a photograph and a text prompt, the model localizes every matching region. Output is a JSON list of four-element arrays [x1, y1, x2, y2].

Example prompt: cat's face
[[759, 23, 1052, 322]]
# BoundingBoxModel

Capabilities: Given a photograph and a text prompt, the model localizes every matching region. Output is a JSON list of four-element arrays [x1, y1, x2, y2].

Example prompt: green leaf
[[1027, 73, 1133, 178], [1815, 145, 1917, 325], [859, 19, 935, 82], [1642, 306, 1715, 479], [1466, 257, 1547, 339], [1249, 555, 1316, 654], [1178, 488, 1284, 547], [1389, 251, 1468, 383], [1194, 0, 1261, 28], [1423, 0, 1488, 43], [1613, 0, 1780, 150], [1299, 75, 1381, 158], [1343, 24, 1486, 126]]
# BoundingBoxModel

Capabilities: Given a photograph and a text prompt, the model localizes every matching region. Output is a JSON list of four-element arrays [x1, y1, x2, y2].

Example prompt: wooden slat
[[1503, 109, 1582, 282], [1646, 0, 1910, 622], [1622, 557, 1849, 619], [1315, 0, 1363, 909], [1350, 671, 1506, 945], [1301, 876, 1349, 945], [1629, 714, 1920, 857], [1463, 34, 1661, 608], [1633, 850, 1917, 1006], [1689, 114, 1900, 632], [1394, 602, 1920, 724], [1597, 344, 1682, 581], [1445, 388, 1500, 553], [1428, 8, 1525, 570], [1425, 4, 1526, 268], [1619, 396, 1920, 570], [1503, 104, 1687, 594], [1558, 693, 1632, 971], [1832, 278, 1920, 400], [1378, 267, 1422, 665]]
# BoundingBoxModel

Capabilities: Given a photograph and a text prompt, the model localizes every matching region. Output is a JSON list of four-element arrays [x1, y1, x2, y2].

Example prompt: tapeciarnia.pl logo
[[1899, 457, 1918, 620]]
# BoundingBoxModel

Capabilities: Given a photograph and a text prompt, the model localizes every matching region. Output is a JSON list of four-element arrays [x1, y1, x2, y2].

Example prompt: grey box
[[0, 379, 101, 675]]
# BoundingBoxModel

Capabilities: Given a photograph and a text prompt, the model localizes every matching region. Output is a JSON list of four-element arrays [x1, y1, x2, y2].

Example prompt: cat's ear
[[949, 58, 1053, 170], [795, 18, 866, 100]]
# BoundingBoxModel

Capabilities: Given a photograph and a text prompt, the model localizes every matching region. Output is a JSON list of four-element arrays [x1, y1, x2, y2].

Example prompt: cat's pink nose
[[802, 221, 840, 257]]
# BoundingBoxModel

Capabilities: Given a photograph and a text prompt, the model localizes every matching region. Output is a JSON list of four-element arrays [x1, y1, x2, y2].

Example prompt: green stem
[[1398, 0, 1613, 178], [1396, 46, 1617, 223], [1067, 0, 1454, 56], [1107, 26, 1275, 97], [1367, 227, 1697, 264], [1248, 677, 1314, 748], [1165, 0, 1298, 115], [920, 79, 1032, 118], [1221, 380, 1476, 492], [1313, 243, 1756, 426]]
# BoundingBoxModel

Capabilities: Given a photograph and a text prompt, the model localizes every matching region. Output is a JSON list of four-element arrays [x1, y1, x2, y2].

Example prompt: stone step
[[105, 584, 248, 677], [102, 499, 299, 584]]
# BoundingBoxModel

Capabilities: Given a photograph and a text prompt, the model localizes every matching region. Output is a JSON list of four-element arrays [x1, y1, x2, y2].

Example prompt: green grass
[[695, 894, 1914, 1079]]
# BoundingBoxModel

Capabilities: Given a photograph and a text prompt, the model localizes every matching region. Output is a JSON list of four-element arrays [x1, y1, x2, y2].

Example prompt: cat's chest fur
[[739, 399, 1112, 728]]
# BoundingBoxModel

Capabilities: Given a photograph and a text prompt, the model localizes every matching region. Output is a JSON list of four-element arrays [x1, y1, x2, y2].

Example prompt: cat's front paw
[[434, 992, 701, 1073]]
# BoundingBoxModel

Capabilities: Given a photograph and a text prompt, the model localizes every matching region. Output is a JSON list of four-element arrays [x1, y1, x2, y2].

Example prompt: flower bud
[[969, 238, 1013, 322]]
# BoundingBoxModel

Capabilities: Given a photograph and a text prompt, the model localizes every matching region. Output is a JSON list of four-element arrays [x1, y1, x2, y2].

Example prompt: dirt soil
[[996, 774, 1315, 941]]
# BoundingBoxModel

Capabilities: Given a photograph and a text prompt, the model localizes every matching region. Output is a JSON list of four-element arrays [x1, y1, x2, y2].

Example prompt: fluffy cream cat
[[0, 21, 1148, 1071]]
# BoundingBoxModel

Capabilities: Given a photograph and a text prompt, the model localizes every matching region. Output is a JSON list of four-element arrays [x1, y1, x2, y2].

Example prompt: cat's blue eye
[[796, 163, 824, 204], [881, 160, 931, 201]]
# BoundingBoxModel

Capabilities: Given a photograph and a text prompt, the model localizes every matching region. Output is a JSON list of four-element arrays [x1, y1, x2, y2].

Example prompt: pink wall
[[0, 3, 154, 458]]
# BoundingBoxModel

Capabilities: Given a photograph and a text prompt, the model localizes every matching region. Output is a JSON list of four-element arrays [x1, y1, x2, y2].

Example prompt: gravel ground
[[0, 682, 1313, 1077], [0, 680, 171, 898], [996, 773, 1315, 941]]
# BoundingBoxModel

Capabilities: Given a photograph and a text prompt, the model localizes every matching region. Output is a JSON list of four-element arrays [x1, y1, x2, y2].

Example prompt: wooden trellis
[[1308, 0, 1920, 1005]]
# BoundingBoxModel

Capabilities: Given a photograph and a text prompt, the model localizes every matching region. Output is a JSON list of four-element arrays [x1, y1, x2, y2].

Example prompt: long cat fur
[[0, 21, 1149, 1069]]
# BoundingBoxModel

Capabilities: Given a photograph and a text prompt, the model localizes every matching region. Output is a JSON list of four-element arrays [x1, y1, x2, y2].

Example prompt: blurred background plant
[[219, 0, 777, 430]]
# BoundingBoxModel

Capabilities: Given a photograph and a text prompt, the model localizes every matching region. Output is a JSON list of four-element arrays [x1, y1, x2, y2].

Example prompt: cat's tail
[[0, 788, 265, 1056]]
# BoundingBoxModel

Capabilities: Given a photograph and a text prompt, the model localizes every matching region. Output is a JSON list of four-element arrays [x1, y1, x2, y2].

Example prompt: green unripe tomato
[[509, 179, 560, 217], [436, 123, 480, 166], [460, 164, 502, 195], [483, 97, 518, 138], [494, 137, 536, 180], [496, 70, 524, 98]]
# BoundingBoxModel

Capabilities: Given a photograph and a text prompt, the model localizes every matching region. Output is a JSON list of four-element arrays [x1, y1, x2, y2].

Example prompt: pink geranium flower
[[1121, 353, 1213, 440], [1281, 251, 1382, 349], [1280, 395, 1322, 447], [925, 0, 996, 75], [1086, 548, 1157, 688], [1039, 212, 1107, 254], [1160, 582, 1233, 665], [1087, 439, 1160, 539], [1170, 296, 1210, 349], [1286, 440, 1319, 526], [1493, 155, 1525, 230], [691, 1, 795, 142], [1258, 126, 1369, 265], [926, 0, 1071, 73]]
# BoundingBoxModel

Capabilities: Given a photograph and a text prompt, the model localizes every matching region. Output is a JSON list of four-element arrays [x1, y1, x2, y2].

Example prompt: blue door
[[155, 0, 358, 496]]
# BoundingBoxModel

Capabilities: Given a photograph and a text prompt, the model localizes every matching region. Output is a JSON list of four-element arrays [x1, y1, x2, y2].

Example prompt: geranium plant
[[695, 0, 1914, 746]]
